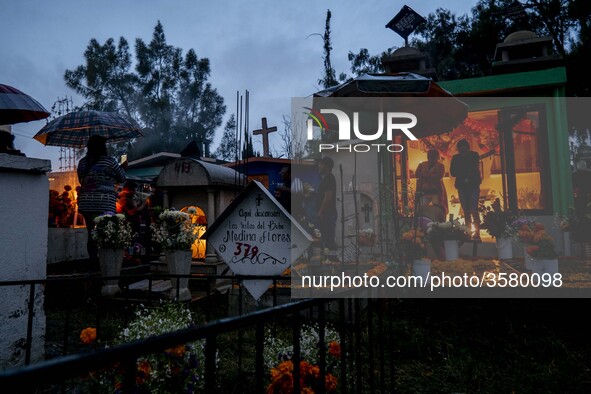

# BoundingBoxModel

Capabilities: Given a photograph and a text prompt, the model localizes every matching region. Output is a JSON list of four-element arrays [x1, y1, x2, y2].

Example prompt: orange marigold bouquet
[[264, 323, 341, 392], [400, 228, 427, 261], [513, 219, 557, 259], [266, 360, 338, 394]]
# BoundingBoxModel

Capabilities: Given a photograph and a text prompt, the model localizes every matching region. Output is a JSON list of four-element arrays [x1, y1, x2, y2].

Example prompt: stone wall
[[0, 154, 51, 369]]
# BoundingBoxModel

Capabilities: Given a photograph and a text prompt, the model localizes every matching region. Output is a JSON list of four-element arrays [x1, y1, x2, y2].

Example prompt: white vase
[[496, 237, 513, 260], [165, 250, 192, 301], [529, 259, 544, 275], [541, 259, 559, 275], [563, 232, 572, 256], [524, 246, 533, 270], [98, 248, 124, 296], [530, 259, 559, 285], [444, 240, 459, 261], [412, 258, 431, 283]]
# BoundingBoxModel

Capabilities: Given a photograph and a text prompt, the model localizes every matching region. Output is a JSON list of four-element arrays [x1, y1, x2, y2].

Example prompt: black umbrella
[[0, 84, 50, 125], [34, 110, 142, 148]]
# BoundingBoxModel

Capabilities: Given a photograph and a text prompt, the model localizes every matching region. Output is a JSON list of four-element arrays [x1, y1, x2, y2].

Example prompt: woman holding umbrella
[[77, 135, 126, 260]]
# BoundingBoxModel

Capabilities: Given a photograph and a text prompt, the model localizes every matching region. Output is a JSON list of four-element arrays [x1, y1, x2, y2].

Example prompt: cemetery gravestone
[[204, 181, 312, 300]]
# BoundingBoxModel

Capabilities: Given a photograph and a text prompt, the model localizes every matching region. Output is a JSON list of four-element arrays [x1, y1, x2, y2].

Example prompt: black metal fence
[[0, 273, 394, 393]]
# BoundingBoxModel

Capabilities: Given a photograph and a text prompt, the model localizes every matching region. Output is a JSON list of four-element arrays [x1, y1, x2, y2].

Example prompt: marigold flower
[[80, 327, 97, 344], [165, 344, 186, 358], [136, 360, 151, 385], [328, 341, 341, 358], [267, 360, 338, 393]]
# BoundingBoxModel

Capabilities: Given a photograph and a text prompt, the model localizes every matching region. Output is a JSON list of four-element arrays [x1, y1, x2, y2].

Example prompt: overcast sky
[[2, 0, 477, 170]]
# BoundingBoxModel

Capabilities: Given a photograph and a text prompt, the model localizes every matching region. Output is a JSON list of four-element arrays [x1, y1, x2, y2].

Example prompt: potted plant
[[151, 209, 199, 301], [427, 221, 470, 261], [92, 213, 133, 296], [358, 228, 376, 247], [514, 220, 558, 274], [555, 208, 575, 256], [557, 205, 591, 259], [512, 217, 537, 269], [482, 198, 516, 259], [400, 228, 430, 280]]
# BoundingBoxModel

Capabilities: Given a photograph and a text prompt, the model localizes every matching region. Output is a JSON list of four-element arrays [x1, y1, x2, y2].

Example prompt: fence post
[[389, 305, 395, 391], [122, 356, 137, 393], [292, 316, 301, 393], [378, 300, 386, 394], [355, 298, 362, 394], [255, 322, 265, 392], [318, 304, 326, 394], [339, 299, 347, 394], [205, 335, 217, 392], [368, 299, 375, 394]]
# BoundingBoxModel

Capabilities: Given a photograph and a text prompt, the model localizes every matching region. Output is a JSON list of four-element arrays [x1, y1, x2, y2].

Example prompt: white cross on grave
[[203, 180, 313, 300]]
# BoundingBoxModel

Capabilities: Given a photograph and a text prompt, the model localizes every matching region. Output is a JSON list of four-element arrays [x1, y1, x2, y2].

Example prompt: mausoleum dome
[[503, 30, 538, 44]]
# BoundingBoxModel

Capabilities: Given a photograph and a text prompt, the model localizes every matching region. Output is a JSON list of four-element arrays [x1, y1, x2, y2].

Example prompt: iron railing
[[0, 285, 393, 393]]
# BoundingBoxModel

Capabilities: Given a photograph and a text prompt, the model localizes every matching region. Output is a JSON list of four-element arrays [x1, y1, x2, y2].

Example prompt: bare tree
[[275, 114, 309, 160]]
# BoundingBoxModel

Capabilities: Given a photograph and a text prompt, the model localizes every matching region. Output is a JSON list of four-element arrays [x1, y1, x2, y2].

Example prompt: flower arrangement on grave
[[366, 262, 388, 277], [513, 219, 557, 259], [48, 185, 76, 227], [264, 322, 340, 392], [481, 198, 516, 239], [151, 209, 199, 251], [92, 302, 208, 393], [555, 205, 591, 243], [400, 228, 427, 261], [358, 228, 376, 246], [266, 360, 338, 394], [92, 212, 133, 250], [426, 220, 471, 242]]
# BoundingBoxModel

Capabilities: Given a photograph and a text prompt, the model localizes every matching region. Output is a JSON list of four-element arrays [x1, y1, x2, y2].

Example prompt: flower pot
[[529, 259, 544, 275], [496, 237, 513, 260], [412, 258, 431, 283], [98, 248, 124, 296], [563, 232, 571, 256], [443, 240, 459, 261], [542, 259, 559, 275], [524, 246, 533, 270], [530, 259, 559, 277], [165, 250, 192, 301]]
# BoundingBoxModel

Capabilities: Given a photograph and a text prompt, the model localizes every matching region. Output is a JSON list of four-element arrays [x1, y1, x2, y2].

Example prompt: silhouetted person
[[450, 139, 481, 239], [77, 135, 126, 260], [0, 130, 25, 156], [275, 166, 304, 218], [317, 157, 337, 251], [416, 149, 448, 216]]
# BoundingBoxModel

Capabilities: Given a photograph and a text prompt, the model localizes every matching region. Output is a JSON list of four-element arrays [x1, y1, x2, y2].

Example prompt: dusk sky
[[2, 0, 476, 169]]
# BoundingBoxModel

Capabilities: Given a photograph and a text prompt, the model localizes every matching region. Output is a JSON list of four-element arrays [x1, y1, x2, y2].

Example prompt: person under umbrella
[[33, 110, 141, 148], [77, 135, 126, 261], [0, 129, 25, 156]]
